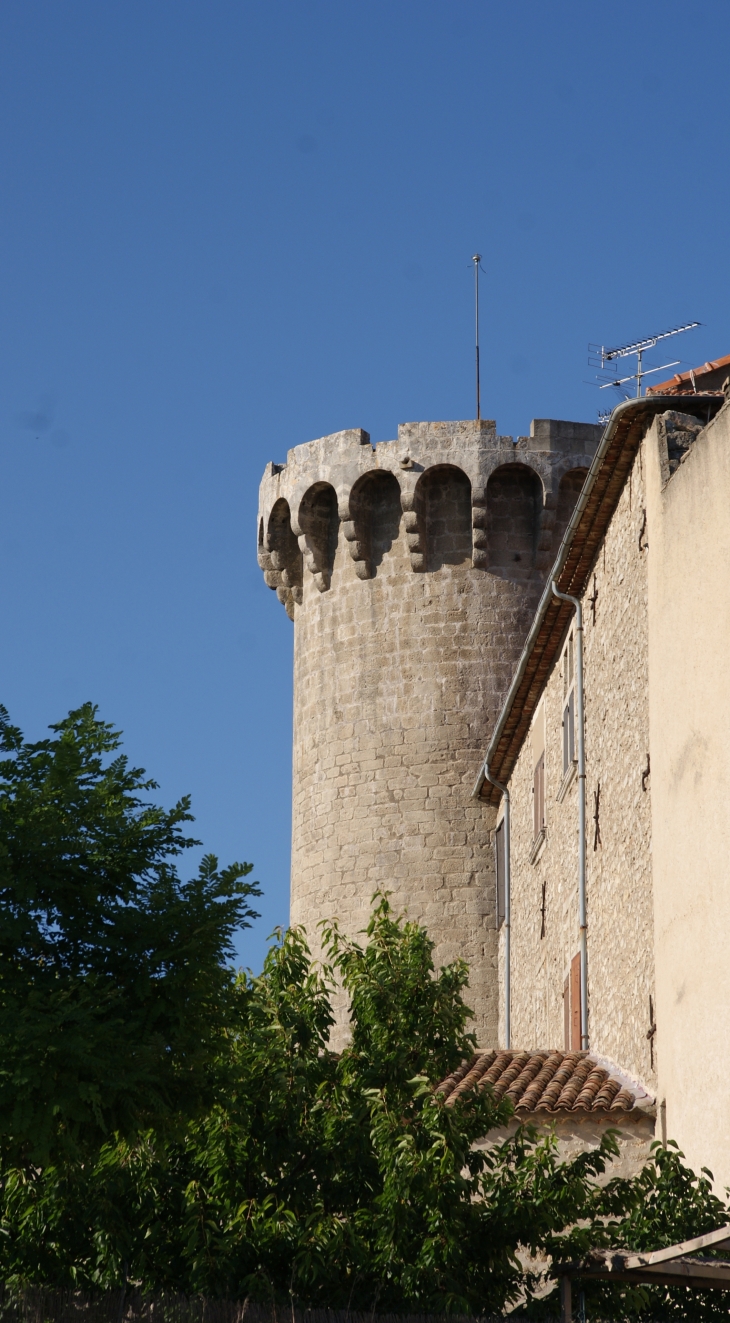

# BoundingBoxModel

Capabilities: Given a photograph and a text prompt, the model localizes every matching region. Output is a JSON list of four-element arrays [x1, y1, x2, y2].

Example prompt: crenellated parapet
[[257, 419, 601, 617]]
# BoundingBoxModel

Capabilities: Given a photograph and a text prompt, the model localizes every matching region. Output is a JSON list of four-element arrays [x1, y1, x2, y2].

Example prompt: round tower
[[257, 417, 600, 1044]]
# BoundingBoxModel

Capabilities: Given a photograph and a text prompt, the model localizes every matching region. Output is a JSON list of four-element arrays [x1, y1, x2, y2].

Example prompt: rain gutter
[[472, 393, 717, 802]]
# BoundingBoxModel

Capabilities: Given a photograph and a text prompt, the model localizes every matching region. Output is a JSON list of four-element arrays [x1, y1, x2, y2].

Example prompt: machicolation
[[258, 417, 601, 1046]]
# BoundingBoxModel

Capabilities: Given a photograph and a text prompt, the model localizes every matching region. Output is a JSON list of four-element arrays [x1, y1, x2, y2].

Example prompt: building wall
[[292, 504, 525, 1044], [258, 419, 600, 1046], [502, 442, 656, 1092], [646, 401, 730, 1192], [478, 1112, 656, 1182]]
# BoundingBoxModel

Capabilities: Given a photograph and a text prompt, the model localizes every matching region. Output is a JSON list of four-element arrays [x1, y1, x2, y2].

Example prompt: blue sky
[[1, 0, 728, 971]]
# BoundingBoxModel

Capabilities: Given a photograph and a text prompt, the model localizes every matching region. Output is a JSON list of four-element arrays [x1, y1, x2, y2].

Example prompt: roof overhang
[[561, 1224, 730, 1292], [473, 393, 724, 806]]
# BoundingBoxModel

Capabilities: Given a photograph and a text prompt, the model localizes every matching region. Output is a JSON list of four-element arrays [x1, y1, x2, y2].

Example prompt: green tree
[[0, 863, 726, 1316], [570, 1142, 730, 1322], [0, 703, 259, 1164]]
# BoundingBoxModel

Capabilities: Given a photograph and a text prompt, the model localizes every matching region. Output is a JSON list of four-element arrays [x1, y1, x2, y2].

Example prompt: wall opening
[[486, 464, 541, 579], [417, 465, 472, 571], [551, 468, 588, 559], [298, 482, 339, 590], [349, 470, 402, 575], [267, 498, 302, 593]]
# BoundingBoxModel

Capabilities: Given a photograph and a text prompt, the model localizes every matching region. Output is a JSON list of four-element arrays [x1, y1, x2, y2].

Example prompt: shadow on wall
[[279, 461, 589, 599], [267, 498, 303, 592], [299, 482, 339, 592], [417, 465, 472, 572], [486, 464, 542, 580], [346, 471, 402, 579], [258, 498, 303, 618], [551, 469, 588, 559]]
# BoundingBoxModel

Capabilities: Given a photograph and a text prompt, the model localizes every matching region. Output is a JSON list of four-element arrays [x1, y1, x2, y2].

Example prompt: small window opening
[[533, 752, 545, 840], [562, 632, 576, 775], [495, 819, 506, 930]]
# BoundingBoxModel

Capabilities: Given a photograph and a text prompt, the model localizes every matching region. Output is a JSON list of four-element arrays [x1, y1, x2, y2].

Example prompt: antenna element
[[472, 254, 482, 420], [589, 322, 700, 399]]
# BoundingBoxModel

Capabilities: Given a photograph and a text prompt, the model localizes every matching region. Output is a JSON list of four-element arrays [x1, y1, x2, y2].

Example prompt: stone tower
[[257, 417, 600, 1044]]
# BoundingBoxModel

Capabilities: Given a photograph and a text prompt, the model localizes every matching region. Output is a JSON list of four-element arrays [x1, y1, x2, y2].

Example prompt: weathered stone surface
[[257, 418, 600, 1046], [504, 439, 655, 1087]]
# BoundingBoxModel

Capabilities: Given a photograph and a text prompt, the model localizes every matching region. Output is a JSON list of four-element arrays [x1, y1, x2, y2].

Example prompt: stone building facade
[[500, 438, 655, 1088], [257, 417, 600, 1044], [476, 390, 730, 1188]]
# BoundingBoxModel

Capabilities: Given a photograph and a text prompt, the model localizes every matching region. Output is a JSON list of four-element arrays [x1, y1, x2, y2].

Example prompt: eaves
[[473, 392, 723, 806]]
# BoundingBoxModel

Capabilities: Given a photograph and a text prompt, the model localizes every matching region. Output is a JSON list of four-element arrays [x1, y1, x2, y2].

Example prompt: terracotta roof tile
[[436, 1049, 654, 1116], [646, 353, 730, 396], [554, 1057, 595, 1109]]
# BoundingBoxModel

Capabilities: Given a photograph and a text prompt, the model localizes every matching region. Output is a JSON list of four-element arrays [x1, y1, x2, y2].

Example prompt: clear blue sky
[[1, 0, 728, 971]]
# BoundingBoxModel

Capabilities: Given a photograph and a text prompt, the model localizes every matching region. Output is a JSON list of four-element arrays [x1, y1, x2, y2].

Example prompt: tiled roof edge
[[438, 1049, 656, 1117], [587, 1053, 655, 1113], [473, 394, 723, 805], [647, 353, 730, 394]]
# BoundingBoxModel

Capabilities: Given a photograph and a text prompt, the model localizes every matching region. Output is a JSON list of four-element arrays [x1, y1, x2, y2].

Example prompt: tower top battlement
[[257, 417, 601, 618]]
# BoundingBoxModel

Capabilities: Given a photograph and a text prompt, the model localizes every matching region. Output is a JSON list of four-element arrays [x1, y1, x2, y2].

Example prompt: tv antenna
[[589, 321, 700, 399], [472, 253, 484, 420]]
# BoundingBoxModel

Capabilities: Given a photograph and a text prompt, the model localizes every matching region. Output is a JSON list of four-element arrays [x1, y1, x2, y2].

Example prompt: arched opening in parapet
[[551, 468, 588, 559], [486, 464, 542, 579], [416, 465, 472, 572], [258, 517, 264, 550], [267, 498, 303, 589], [298, 482, 339, 588], [349, 470, 402, 573]]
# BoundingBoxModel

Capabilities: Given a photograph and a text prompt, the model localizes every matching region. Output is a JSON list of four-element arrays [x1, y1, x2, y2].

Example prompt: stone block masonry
[[503, 438, 655, 1086], [257, 417, 601, 1046]]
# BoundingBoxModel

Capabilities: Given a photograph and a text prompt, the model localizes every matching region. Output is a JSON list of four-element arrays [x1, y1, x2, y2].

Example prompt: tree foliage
[[1, 892, 726, 1315], [0, 704, 260, 1162], [0, 706, 726, 1316]]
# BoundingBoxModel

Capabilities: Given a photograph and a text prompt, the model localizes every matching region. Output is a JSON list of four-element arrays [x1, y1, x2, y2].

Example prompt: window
[[495, 818, 506, 929], [562, 631, 576, 775], [531, 698, 546, 853], [563, 952, 582, 1050], [533, 753, 545, 840]]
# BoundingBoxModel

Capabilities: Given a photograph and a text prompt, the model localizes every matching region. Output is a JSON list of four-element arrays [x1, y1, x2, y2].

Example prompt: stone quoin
[[257, 417, 601, 1045]]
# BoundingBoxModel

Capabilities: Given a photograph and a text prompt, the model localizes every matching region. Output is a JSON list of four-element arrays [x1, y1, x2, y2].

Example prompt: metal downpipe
[[551, 582, 588, 1050], [483, 766, 511, 1049]]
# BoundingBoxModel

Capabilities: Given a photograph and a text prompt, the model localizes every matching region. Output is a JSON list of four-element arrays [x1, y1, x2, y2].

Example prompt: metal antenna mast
[[472, 253, 482, 420], [589, 321, 700, 399]]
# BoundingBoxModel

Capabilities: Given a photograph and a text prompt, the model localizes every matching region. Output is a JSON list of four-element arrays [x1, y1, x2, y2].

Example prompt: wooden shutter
[[563, 686, 576, 773], [562, 701, 570, 773], [570, 952, 582, 1050], [495, 819, 505, 929], [533, 753, 545, 838], [563, 974, 570, 1050]]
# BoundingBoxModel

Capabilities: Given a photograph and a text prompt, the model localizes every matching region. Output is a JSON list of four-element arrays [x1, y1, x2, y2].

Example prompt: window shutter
[[563, 702, 569, 773], [563, 975, 570, 1050], [568, 687, 575, 764], [570, 952, 581, 1050], [495, 820, 505, 929], [533, 753, 545, 838]]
